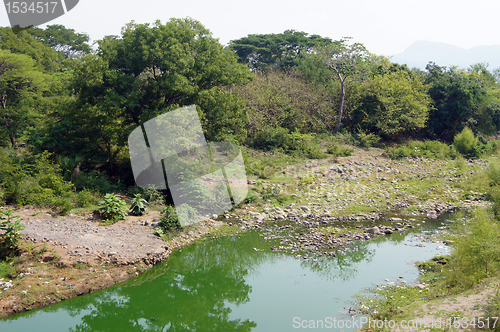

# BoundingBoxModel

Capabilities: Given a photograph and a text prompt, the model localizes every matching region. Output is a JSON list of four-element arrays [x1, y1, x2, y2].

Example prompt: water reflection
[[0, 216, 451, 332]]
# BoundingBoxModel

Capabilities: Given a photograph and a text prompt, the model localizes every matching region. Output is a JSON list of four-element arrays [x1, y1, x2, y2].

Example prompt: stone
[[300, 206, 310, 212], [366, 227, 380, 234]]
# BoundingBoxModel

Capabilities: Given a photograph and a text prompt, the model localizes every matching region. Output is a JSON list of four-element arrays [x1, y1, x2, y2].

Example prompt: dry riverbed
[[0, 148, 492, 318]]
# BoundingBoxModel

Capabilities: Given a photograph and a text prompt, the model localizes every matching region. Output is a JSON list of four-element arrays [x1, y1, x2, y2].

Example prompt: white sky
[[0, 0, 499, 56]]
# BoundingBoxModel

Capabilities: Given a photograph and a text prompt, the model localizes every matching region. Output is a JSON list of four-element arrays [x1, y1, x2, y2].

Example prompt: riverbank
[[0, 146, 493, 318]]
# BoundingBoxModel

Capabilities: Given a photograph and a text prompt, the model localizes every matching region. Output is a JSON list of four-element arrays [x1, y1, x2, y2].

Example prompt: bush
[[50, 196, 73, 216], [387, 140, 453, 160], [0, 149, 74, 207], [445, 208, 500, 289], [251, 127, 325, 158], [356, 130, 380, 148], [158, 205, 181, 231], [453, 127, 480, 158], [0, 209, 25, 249], [74, 189, 101, 208], [327, 144, 353, 157], [129, 194, 148, 216], [73, 169, 124, 194], [98, 193, 127, 223]]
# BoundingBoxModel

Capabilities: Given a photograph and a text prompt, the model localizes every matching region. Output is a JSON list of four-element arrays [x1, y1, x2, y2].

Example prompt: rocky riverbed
[[0, 150, 492, 317]]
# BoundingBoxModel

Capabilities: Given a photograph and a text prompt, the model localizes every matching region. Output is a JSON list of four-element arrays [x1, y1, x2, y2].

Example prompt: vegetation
[[128, 194, 148, 216], [0, 209, 24, 249], [355, 156, 500, 328], [98, 193, 128, 224]]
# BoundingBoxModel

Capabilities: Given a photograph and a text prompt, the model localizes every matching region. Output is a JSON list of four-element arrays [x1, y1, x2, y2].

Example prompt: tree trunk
[[333, 80, 346, 135]]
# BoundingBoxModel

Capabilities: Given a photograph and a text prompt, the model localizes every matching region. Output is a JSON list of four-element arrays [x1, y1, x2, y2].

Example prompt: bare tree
[[316, 38, 370, 134]]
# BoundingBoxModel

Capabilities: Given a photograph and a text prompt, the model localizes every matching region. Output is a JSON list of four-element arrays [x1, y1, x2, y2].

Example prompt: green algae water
[[0, 216, 451, 332]]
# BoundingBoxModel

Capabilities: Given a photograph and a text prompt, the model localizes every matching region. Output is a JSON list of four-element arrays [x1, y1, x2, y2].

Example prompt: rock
[[412, 284, 426, 289], [384, 229, 393, 234], [366, 227, 380, 234], [389, 217, 402, 222], [443, 240, 454, 245], [300, 206, 310, 212]]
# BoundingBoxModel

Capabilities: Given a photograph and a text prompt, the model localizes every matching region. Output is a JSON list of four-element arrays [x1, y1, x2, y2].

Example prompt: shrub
[[0, 150, 74, 206], [0, 209, 25, 249], [176, 204, 198, 226], [74, 189, 101, 208], [387, 140, 454, 160], [244, 192, 258, 204], [98, 193, 127, 223], [50, 196, 73, 216], [73, 170, 124, 194], [445, 208, 500, 289], [356, 130, 380, 148], [129, 194, 148, 216], [158, 205, 181, 231], [454, 127, 480, 158], [327, 144, 353, 157]]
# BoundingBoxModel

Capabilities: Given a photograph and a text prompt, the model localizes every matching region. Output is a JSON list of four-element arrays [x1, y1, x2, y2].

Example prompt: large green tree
[[351, 69, 432, 138], [425, 62, 490, 140], [228, 30, 332, 71], [41, 18, 251, 175], [84, 18, 251, 128], [0, 50, 48, 147], [27, 24, 92, 58], [0, 27, 63, 72]]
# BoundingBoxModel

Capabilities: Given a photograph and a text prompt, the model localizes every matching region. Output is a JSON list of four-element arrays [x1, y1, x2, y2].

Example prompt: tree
[[87, 18, 251, 127], [38, 18, 251, 176], [0, 27, 63, 72], [313, 38, 370, 134], [425, 62, 489, 140], [228, 69, 337, 139], [27, 24, 92, 58], [0, 50, 47, 147], [228, 30, 333, 71], [351, 70, 432, 138]]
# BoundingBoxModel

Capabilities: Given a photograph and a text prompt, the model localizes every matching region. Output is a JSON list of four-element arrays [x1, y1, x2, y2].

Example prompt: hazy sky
[[1, 0, 499, 56]]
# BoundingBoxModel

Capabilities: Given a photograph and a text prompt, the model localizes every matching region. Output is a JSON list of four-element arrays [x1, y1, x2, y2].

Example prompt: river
[[0, 213, 453, 332]]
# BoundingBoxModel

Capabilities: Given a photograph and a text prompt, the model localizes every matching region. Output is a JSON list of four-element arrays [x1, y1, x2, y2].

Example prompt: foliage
[[0, 49, 48, 147], [0, 149, 74, 207], [386, 140, 454, 160], [98, 193, 128, 223], [228, 30, 333, 71], [73, 169, 124, 194], [27, 24, 92, 58], [158, 205, 181, 232], [312, 38, 371, 134], [356, 129, 380, 148], [0, 26, 63, 72], [453, 127, 481, 158], [425, 63, 492, 140], [57, 155, 84, 182], [74, 189, 101, 208], [197, 88, 248, 143], [129, 194, 148, 216], [0, 209, 25, 249], [229, 69, 337, 137], [445, 209, 500, 290], [327, 144, 353, 157], [351, 70, 432, 138]]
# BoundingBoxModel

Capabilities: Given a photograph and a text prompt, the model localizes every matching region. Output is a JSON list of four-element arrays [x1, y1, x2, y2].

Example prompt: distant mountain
[[390, 41, 500, 70]]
